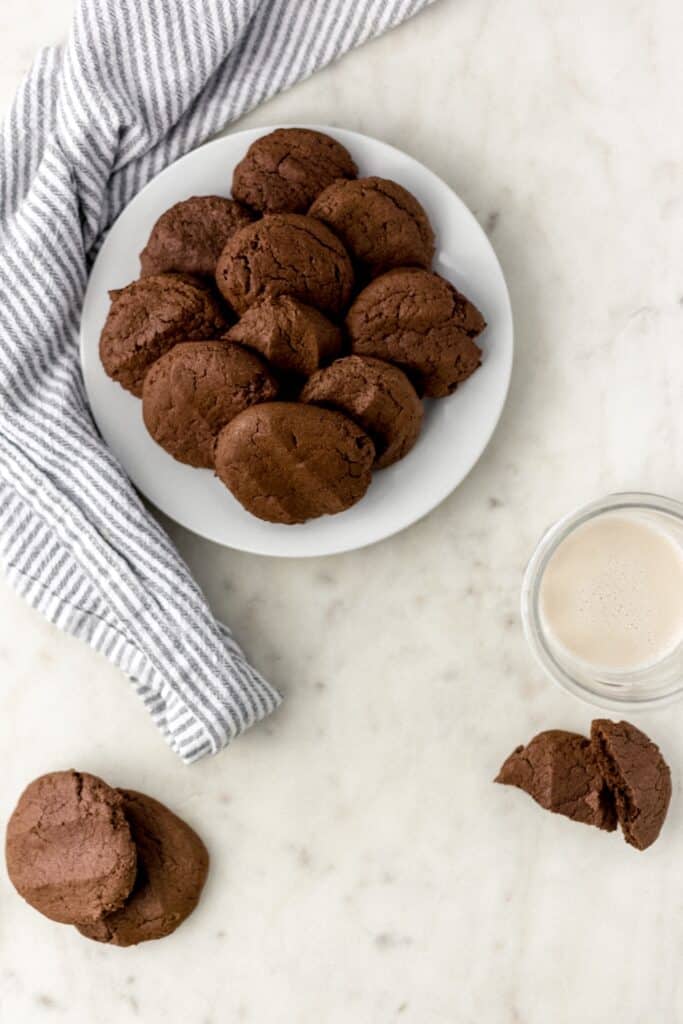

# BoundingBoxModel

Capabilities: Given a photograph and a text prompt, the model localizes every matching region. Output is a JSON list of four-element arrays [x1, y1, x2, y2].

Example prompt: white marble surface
[[2, 2, 683, 1021]]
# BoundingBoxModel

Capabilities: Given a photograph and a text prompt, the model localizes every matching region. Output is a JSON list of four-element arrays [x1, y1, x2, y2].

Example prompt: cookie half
[[232, 128, 357, 214], [215, 402, 375, 524], [142, 341, 278, 467], [590, 720, 671, 851], [496, 730, 617, 831], [347, 268, 485, 398], [310, 176, 435, 278], [215, 214, 354, 317], [139, 195, 253, 279], [77, 790, 209, 946], [99, 274, 228, 396], [301, 355, 423, 469], [5, 771, 137, 925]]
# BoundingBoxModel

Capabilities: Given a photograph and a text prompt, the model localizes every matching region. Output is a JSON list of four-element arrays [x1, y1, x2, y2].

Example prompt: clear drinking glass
[[521, 492, 683, 710]]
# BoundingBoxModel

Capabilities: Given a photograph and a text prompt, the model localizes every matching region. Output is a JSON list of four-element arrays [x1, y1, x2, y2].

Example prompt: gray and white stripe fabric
[[0, 0, 433, 763]]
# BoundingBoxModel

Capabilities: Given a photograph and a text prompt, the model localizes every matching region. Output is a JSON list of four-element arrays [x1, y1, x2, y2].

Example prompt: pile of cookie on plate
[[99, 128, 487, 525]]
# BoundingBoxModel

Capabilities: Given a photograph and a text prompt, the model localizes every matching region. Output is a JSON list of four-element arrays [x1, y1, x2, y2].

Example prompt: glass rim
[[521, 491, 683, 712]]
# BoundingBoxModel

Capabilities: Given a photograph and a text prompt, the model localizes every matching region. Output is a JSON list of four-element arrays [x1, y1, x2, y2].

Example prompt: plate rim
[[80, 123, 514, 558]]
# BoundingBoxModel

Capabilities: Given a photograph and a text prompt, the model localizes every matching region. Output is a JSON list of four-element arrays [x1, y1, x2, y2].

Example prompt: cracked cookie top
[[591, 720, 671, 851], [215, 213, 354, 317], [309, 176, 435, 278], [142, 340, 278, 468], [139, 195, 253, 279], [215, 402, 375, 524], [301, 355, 423, 469], [232, 128, 357, 215], [5, 771, 137, 925], [77, 789, 209, 947], [496, 730, 617, 832], [99, 274, 229, 396], [346, 268, 485, 398], [225, 294, 342, 379]]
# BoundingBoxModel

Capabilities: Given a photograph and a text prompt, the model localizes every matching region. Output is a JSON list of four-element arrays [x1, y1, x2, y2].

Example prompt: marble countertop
[[2, 2, 683, 1021]]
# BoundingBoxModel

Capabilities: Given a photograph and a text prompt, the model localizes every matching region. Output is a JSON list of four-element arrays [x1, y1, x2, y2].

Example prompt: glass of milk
[[521, 493, 683, 709]]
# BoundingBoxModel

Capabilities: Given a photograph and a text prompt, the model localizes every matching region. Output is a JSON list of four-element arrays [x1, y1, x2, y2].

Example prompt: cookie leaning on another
[[5, 771, 137, 925], [301, 355, 423, 470], [77, 790, 209, 947], [495, 730, 617, 832], [215, 403, 375, 524], [99, 274, 228, 396], [139, 195, 253, 279], [5, 770, 209, 944], [232, 126, 357, 214], [142, 341, 278, 468], [309, 176, 435, 279]]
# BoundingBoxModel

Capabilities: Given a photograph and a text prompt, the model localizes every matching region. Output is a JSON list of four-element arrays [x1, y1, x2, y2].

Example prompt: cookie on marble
[[77, 790, 209, 947], [215, 214, 354, 317], [99, 274, 228, 396], [300, 355, 423, 469], [5, 771, 137, 925], [142, 341, 278, 467], [496, 730, 617, 831], [215, 402, 374, 524], [346, 268, 485, 398], [309, 176, 435, 278], [232, 127, 357, 215], [590, 720, 671, 851], [139, 195, 253, 279], [225, 295, 341, 379]]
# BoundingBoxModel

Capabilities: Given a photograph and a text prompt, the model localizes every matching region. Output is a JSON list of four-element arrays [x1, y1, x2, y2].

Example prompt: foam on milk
[[539, 511, 683, 672]]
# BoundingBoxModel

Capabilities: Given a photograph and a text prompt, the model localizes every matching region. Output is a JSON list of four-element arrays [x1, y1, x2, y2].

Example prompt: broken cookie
[[590, 720, 671, 851], [497, 720, 671, 850], [496, 729, 617, 831]]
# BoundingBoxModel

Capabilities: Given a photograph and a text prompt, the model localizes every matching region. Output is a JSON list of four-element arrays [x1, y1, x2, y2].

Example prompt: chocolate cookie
[[225, 295, 341, 379], [215, 214, 354, 317], [215, 402, 374, 524], [5, 771, 137, 925], [591, 720, 671, 851], [232, 128, 357, 215], [77, 790, 209, 947], [139, 195, 253, 279], [347, 268, 485, 398], [142, 341, 278, 467], [309, 176, 435, 278], [301, 355, 423, 469], [496, 731, 617, 831], [99, 274, 228, 396]]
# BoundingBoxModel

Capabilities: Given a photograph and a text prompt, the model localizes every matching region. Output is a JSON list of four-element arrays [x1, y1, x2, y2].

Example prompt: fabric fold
[[0, 0, 434, 762]]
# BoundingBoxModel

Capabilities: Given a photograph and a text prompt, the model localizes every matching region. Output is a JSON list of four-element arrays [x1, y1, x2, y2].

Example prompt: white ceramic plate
[[80, 125, 513, 558]]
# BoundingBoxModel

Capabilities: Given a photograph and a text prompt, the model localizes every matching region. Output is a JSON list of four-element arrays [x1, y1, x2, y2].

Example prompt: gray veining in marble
[[1, 1, 683, 1021]]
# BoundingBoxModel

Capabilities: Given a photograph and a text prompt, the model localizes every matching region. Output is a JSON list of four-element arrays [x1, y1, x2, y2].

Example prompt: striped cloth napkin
[[0, 0, 433, 763]]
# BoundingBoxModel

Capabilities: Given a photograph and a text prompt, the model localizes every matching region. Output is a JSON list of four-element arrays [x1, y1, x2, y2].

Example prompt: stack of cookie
[[5, 771, 208, 946], [99, 128, 487, 524]]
